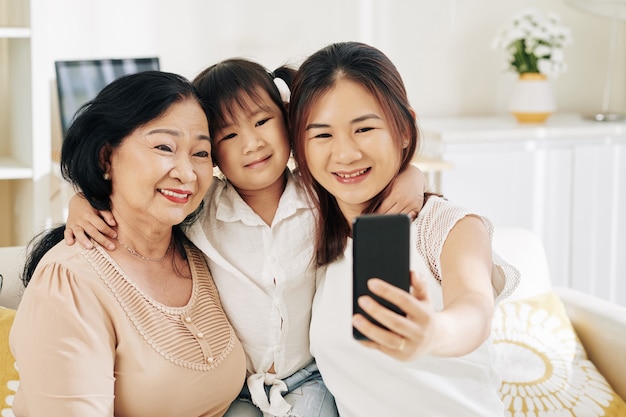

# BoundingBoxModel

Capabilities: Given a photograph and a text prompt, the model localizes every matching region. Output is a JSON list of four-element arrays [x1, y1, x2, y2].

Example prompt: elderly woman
[[9, 71, 246, 417]]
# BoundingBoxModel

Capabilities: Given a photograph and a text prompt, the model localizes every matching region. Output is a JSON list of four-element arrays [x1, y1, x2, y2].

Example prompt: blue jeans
[[223, 360, 338, 417]]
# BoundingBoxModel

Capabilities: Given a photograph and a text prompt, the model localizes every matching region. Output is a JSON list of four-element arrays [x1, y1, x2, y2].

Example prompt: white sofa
[[1, 229, 625, 411], [0, 246, 25, 311]]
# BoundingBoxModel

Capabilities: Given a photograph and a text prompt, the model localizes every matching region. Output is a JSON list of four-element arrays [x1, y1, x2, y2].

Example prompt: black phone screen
[[352, 213, 410, 340]]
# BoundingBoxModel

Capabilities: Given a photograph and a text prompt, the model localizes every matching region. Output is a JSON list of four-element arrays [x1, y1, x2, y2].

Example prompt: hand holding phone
[[352, 214, 410, 340]]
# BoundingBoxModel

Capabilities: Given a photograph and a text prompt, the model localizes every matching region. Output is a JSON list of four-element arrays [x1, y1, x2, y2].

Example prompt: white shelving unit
[[420, 114, 626, 306], [0, 0, 51, 246]]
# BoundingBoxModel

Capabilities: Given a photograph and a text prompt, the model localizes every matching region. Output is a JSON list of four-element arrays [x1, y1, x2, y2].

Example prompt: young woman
[[287, 41, 520, 417], [63, 58, 427, 417], [10, 71, 246, 417]]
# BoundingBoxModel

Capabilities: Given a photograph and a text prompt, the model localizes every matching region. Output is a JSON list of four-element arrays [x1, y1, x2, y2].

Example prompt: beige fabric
[[10, 241, 246, 417]]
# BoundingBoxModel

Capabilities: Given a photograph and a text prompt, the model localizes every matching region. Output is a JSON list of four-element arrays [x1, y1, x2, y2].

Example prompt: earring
[[103, 172, 111, 180], [402, 140, 409, 148]]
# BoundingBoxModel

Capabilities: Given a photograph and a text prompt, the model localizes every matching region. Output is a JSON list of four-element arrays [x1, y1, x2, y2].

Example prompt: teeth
[[159, 189, 188, 199], [336, 169, 367, 179]]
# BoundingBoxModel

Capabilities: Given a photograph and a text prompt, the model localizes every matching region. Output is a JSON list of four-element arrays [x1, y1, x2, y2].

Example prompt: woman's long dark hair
[[21, 71, 206, 287], [288, 42, 419, 266]]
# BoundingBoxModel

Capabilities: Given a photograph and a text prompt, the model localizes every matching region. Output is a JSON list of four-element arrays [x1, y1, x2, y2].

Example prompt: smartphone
[[352, 213, 411, 340]]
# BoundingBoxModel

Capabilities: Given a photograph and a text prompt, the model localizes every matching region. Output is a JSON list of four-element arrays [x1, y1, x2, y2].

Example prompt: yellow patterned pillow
[[491, 291, 626, 416], [0, 307, 18, 417]]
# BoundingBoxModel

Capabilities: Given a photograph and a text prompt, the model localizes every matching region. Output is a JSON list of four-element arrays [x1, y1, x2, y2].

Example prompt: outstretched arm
[[64, 193, 117, 250], [352, 215, 494, 361], [376, 164, 426, 219]]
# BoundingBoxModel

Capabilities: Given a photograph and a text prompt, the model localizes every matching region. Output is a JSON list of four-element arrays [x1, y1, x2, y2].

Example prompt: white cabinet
[[0, 0, 51, 246], [420, 114, 626, 306]]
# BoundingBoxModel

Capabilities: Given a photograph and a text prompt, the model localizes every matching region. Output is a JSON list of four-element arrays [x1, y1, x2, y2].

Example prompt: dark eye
[[313, 132, 332, 139], [155, 144, 173, 152], [217, 132, 237, 143], [255, 118, 270, 127], [194, 150, 210, 158], [356, 127, 374, 134]]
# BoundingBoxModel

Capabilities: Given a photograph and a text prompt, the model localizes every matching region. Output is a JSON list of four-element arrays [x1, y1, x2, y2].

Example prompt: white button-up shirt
[[186, 171, 320, 414]]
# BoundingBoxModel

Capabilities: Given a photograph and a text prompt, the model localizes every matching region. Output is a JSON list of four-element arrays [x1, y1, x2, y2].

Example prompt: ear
[[402, 107, 417, 150], [99, 145, 112, 174]]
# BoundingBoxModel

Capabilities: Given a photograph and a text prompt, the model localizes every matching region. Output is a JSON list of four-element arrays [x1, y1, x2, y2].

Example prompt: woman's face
[[107, 99, 213, 230], [211, 87, 291, 194], [304, 78, 402, 222]]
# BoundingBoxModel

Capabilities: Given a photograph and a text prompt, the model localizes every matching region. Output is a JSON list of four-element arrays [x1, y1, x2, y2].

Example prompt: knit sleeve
[[413, 196, 520, 303]]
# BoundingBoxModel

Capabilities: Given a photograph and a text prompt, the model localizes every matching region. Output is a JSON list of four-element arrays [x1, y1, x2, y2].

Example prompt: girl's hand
[[64, 193, 117, 250], [352, 272, 438, 361], [376, 164, 426, 220]]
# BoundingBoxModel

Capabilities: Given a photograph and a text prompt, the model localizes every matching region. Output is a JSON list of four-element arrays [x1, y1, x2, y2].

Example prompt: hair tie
[[273, 77, 291, 104]]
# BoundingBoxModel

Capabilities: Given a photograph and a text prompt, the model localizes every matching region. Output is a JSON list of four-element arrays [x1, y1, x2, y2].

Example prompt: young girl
[[65, 59, 427, 417], [287, 41, 520, 417]]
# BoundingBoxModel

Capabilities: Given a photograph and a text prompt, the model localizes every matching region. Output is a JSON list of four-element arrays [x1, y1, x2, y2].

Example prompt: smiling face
[[211, 88, 291, 194], [107, 99, 213, 231], [304, 78, 404, 222]]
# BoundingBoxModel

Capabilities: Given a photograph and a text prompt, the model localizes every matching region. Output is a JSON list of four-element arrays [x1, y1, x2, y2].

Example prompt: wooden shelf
[[0, 0, 52, 246], [0, 157, 32, 180], [0, 27, 30, 38]]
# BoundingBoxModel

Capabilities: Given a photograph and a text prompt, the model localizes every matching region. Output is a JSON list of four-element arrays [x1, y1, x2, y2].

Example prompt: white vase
[[509, 73, 556, 123]]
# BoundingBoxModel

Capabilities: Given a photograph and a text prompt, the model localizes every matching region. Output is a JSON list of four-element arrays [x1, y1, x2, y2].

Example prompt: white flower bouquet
[[492, 9, 572, 77]]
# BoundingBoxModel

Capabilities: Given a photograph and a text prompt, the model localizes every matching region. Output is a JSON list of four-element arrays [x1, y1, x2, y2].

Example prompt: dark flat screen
[[55, 57, 160, 136]]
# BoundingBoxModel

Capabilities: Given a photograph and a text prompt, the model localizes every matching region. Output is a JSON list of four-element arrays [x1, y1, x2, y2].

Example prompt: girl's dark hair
[[288, 41, 419, 266], [21, 71, 206, 286], [192, 58, 296, 149]]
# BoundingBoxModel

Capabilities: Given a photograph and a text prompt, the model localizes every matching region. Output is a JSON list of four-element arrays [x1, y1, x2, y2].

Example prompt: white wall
[[41, 0, 626, 122]]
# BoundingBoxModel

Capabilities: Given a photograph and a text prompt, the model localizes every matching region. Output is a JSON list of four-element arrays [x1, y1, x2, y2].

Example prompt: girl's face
[[304, 78, 403, 223], [212, 88, 291, 194], [108, 99, 213, 229]]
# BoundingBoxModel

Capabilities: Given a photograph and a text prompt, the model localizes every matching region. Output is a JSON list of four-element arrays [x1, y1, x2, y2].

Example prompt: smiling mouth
[[245, 155, 271, 168], [158, 189, 190, 199], [334, 168, 369, 178]]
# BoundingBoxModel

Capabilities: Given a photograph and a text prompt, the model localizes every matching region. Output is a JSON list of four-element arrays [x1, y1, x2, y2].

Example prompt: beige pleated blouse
[[9, 240, 246, 417]]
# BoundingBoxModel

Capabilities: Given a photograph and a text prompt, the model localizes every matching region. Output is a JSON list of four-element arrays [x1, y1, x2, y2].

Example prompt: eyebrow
[[220, 102, 274, 129], [147, 128, 211, 141], [305, 113, 382, 131]]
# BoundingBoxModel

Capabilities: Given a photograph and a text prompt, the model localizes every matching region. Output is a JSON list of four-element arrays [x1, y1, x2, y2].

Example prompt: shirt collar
[[214, 169, 313, 226]]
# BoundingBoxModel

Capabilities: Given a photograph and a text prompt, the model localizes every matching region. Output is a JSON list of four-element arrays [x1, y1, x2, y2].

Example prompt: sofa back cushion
[[0, 246, 26, 309], [492, 228, 552, 300]]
